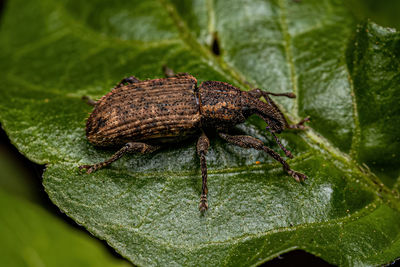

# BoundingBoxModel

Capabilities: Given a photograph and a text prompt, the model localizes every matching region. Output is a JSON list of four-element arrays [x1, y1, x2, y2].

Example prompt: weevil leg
[[266, 126, 293, 159], [248, 89, 297, 156], [162, 65, 191, 79], [79, 142, 159, 174], [116, 76, 140, 88], [82, 96, 97, 106], [218, 132, 307, 182], [163, 65, 176, 78], [197, 132, 210, 212], [288, 116, 310, 130]]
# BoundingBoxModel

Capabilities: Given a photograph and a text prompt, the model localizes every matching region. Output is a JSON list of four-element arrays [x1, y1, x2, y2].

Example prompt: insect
[[79, 67, 309, 212]]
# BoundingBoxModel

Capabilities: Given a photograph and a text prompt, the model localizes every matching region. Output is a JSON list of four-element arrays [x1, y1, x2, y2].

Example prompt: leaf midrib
[[277, 0, 299, 115], [158, 0, 400, 210]]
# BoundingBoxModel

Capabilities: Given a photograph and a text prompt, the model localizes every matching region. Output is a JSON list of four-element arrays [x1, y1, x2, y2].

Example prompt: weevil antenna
[[266, 126, 293, 159]]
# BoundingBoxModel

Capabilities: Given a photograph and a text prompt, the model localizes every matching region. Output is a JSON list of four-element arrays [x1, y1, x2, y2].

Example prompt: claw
[[289, 116, 310, 130], [288, 170, 307, 182], [199, 195, 208, 213], [78, 165, 95, 174], [199, 202, 208, 213]]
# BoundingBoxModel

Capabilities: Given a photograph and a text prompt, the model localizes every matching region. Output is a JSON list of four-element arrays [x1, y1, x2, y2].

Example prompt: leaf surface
[[0, 0, 399, 266]]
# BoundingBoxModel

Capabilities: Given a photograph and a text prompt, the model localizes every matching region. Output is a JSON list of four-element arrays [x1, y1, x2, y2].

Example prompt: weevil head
[[198, 81, 287, 132]]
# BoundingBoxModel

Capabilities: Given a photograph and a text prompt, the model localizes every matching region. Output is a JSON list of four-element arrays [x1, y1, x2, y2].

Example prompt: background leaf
[[347, 0, 400, 30], [0, 189, 131, 267], [0, 0, 399, 266], [0, 132, 130, 267]]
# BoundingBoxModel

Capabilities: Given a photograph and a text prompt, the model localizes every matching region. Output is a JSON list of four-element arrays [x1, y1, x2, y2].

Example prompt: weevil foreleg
[[218, 132, 307, 182], [197, 132, 210, 212], [287, 116, 310, 130], [266, 126, 293, 159], [79, 142, 159, 174]]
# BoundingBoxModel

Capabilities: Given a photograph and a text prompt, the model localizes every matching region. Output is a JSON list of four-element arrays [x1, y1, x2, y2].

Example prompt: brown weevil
[[79, 67, 309, 212]]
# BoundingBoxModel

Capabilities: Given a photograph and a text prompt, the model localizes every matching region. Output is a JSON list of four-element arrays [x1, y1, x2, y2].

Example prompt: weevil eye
[[248, 88, 262, 98], [266, 122, 283, 133]]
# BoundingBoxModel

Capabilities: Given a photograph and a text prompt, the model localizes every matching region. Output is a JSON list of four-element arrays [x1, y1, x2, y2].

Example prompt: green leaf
[[0, 129, 130, 266], [0, 189, 131, 267], [0, 0, 399, 266]]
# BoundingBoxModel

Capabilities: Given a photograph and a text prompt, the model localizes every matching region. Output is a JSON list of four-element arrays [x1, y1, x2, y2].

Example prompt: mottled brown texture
[[199, 81, 245, 129], [81, 71, 309, 212], [86, 75, 200, 146]]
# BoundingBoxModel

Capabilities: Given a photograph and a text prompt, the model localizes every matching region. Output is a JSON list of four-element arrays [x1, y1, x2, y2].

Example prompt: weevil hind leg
[[116, 76, 140, 87], [218, 132, 307, 182], [79, 142, 159, 174], [81, 74, 140, 106], [82, 96, 97, 106], [197, 132, 210, 213]]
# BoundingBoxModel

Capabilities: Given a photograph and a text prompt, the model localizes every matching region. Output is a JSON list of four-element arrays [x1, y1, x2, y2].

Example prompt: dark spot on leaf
[[211, 32, 221, 56]]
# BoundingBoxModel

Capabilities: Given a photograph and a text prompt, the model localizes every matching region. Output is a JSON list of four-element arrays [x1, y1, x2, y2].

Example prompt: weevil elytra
[[79, 67, 309, 212]]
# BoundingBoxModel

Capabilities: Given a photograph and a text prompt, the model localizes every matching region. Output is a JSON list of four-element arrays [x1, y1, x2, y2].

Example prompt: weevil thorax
[[240, 91, 287, 133], [198, 81, 246, 129]]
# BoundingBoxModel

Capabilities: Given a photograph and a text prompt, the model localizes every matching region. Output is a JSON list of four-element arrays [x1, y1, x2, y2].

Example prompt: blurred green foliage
[[348, 0, 400, 29], [0, 141, 130, 266]]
